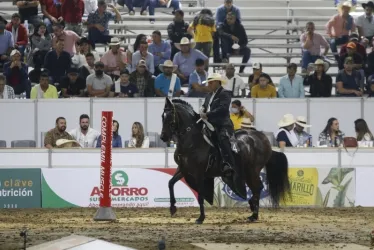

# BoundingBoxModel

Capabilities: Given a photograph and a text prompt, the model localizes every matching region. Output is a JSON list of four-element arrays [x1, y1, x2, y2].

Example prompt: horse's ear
[[165, 97, 173, 108]]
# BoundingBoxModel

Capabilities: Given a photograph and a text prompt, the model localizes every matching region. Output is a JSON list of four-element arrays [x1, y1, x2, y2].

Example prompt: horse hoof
[[195, 220, 203, 224], [170, 206, 177, 216], [247, 216, 258, 223]]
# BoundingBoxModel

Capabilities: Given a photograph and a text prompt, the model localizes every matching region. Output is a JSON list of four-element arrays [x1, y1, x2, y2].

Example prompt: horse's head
[[161, 98, 177, 142]]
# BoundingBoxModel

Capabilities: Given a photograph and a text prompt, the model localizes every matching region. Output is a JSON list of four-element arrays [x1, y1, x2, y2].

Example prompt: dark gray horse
[[160, 98, 290, 224]]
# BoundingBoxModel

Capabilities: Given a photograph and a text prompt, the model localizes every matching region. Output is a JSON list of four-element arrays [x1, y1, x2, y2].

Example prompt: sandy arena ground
[[0, 207, 373, 250]]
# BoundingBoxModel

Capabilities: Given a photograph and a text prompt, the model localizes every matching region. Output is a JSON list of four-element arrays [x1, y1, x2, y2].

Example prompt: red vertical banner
[[99, 111, 113, 208]]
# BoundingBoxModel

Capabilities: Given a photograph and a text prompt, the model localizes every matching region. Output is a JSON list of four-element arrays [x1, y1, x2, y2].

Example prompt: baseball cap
[[252, 62, 262, 70], [344, 57, 354, 64], [67, 68, 79, 74], [10, 49, 21, 57], [347, 42, 356, 49], [137, 60, 148, 69]]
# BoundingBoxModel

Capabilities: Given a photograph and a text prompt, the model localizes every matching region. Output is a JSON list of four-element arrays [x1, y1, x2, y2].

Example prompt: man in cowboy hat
[[101, 37, 127, 80], [200, 72, 235, 176], [293, 116, 312, 147], [155, 60, 181, 97], [356, 1, 374, 43], [304, 59, 332, 97]]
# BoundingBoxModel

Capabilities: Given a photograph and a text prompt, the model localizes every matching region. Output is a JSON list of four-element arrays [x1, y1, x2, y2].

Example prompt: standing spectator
[[69, 114, 100, 148], [318, 117, 345, 147], [167, 10, 191, 59], [247, 62, 273, 91], [87, 1, 121, 44], [130, 40, 154, 74], [223, 63, 246, 97], [101, 37, 127, 80], [304, 59, 332, 97], [278, 63, 305, 98], [41, 0, 63, 33], [3, 49, 30, 98], [109, 69, 139, 97], [188, 9, 216, 58], [44, 117, 75, 148], [61, 0, 85, 36], [173, 37, 208, 86], [218, 12, 250, 73], [155, 60, 181, 97], [300, 22, 329, 71], [230, 99, 254, 130], [0, 22, 14, 68], [356, 1, 374, 43], [0, 75, 15, 99], [336, 57, 363, 96], [86, 61, 113, 97], [354, 119, 374, 142], [30, 72, 58, 99], [5, 13, 28, 58], [129, 60, 155, 97], [326, 1, 356, 61], [52, 22, 80, 56], [128, 122, 149, 148], [16, 0, 41, 27], [275, 114, 298, 149], [148, 30, 171, 76], [188, 58, 209, 97], [60, 68, 86, 97], [251, 73, 277, 98], [96, 120, 122, 148], [28, 23, 53, 68]]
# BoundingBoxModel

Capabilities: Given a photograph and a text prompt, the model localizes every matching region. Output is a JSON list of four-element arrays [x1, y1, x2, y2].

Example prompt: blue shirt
[[87, 10, 115, 35], [215, 4, 241, 26], [110, 83, 139, 97], [173, 49, 208, 77], [130, 51, 155, 74], [278, 74, 305, 98], [148, 40, 171, 66], [188, 70, 208, 97], [96, 134, 122, 148], [155, 73, 181, 96], [0, 30, 14, 55]]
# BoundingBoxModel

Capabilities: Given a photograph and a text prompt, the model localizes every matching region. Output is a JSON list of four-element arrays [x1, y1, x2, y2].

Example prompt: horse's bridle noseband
[[163, 104, 194, 137]]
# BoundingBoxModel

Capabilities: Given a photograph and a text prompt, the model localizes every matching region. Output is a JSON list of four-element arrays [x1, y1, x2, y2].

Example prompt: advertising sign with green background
[[0, 169, 42, 208]]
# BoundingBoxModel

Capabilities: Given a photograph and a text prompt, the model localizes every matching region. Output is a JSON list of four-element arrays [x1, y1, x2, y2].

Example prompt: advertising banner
[[0, 169, 41, 208], [209, 167, 355, 208], [42, 168, 198, 208]]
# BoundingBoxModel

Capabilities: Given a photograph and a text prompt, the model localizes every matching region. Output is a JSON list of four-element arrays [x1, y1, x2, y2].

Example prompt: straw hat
[[108, 37, 121, 46], [174, 37, 196, 50], [337, 1, 354, 12], [159, 60, 178, 72], [202, 72, 227, 85], [295, 116, 312, 128], [56, 139, 80, 148], [241, 117, 255, 129], [309, 59, 330, 72], [278, 114, 296, 127], [10, 49, 21, 57]]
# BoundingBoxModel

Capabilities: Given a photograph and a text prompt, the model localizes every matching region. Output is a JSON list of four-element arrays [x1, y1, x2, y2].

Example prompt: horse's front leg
[[195, 177, 206, 224], [168, 168, 183, 216]]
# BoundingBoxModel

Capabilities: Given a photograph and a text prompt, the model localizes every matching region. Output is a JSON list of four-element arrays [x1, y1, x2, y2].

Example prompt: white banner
[[355, 168, 374, 207]]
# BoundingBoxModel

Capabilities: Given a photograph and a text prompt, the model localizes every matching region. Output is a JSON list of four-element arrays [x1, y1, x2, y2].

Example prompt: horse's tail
[[265, 150, 291, 207]]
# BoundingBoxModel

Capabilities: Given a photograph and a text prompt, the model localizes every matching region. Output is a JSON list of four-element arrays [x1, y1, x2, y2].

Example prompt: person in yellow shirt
[[230, 100, 254, 130], [30, 72, 59, 99], [187, 9, 216, 58], [251, 73, 277, 98]]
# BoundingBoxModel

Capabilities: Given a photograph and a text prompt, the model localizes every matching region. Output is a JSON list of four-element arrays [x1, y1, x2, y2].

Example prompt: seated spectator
[[188, 9, 215, 58], [69, 114, 100, 148], [0, 22, 14, 68], [110, 69, 139, 97], [240, 117, 256, 131], [293, 116, 312, 147], [218, 12, 250, 73], [16, 0, 41, 27], [128, 122, 150, 148], [318, 117, 345, 147], [79, 52, 96, 80], [40, 0, 63, 33], [0, 75, 15, 99], [101, 37, 127, 80], [155, 60, 181, 97], [6, 13, 28, 58], [129, 60, 155, 97], [300, 21, 329, 71], [356, 1, 374, 44], [79, 37, 100, 62], [339, 33, 366, 61], [71, 42, 87, 69], [87, 1, 121, 44], [354, 118, 374, 142], [86, 61, 113, 97], [147, 0, 181, 20], [336, 57, 363, 96], [130, 40, 154, 74], [52, 22, 80, 56], [28, 68, 49, 86], [126, 34, 146, 66], [44, 39, 72, 88], [275, 114, 298, 149], [28, 23, 53, 68], [149, 30, 171, 76], [338, 42, 363, 70], [223, 63, 246, 97], [251, 73, 277, 98], [44, 117, 74, 148], [278, 63, 305, 98], [96, 120, 122, 148], [304, 59, 332, 97], [30, 72, 58, 99], [325, 1, 356, 61], [173, 37, 208, 85], [230, 100, 254, 130], [3, 49, 30, 97], [121, 0, 148, 15], [60, 68, 86, 98], [188, 58, 209, 97], [61, 0, 84, 36], [247, 62, 273, 91], [167, 10, 191, 59]]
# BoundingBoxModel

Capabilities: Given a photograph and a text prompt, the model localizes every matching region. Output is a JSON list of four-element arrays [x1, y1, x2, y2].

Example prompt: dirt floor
[[0, 207, 373, 250]]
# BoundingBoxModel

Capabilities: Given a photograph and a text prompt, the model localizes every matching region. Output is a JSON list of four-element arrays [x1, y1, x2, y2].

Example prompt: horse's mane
[[172, 99, 197, 117]]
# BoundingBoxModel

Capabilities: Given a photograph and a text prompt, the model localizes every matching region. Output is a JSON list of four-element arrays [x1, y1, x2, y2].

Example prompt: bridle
[[163, 103, 195, 137]]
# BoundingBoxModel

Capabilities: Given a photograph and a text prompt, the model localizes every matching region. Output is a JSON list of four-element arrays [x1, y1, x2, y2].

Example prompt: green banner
[[0, 169, 41, 208]]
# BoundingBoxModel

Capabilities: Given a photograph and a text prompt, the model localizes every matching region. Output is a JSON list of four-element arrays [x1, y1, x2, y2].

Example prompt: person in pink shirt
[[326, 1, 356, 61], [52, 22, 80, 56], [100, 37, 128, 80]]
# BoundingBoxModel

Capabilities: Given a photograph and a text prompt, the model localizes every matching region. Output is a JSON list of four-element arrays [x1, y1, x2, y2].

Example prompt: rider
[[200, 73, 235, 176]]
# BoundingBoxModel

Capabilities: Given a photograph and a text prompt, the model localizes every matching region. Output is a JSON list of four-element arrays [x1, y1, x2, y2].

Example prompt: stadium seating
[[11, 140, 37, 148], [0, 140, 6, 148]]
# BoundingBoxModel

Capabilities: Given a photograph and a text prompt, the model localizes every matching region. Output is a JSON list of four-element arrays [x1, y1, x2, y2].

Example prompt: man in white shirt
[[223, 63, 246, 97], [69, 114, 100, 148], [356, 1, 374, 43]]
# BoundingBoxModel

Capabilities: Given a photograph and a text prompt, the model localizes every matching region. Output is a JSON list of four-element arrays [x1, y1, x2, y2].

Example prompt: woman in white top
[[354, 119, 374, 142], [128, 122, 149, 148]]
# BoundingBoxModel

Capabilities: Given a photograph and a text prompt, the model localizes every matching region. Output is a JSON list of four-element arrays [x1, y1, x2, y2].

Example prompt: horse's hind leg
[[247, 175, 263, 222], [168, 169, 183, 216]]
